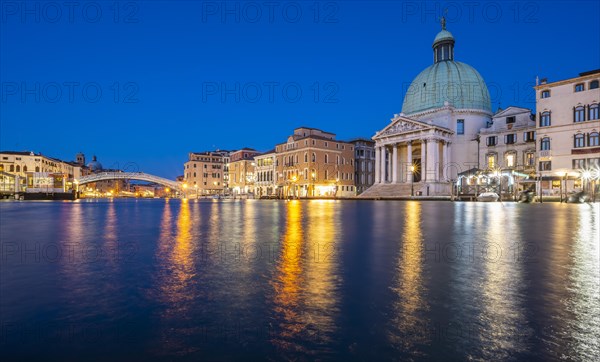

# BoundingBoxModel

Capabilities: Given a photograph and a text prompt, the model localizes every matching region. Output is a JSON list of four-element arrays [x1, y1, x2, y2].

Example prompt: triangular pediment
[[374, 116, 434, 139], [493, 106, 532, 118]]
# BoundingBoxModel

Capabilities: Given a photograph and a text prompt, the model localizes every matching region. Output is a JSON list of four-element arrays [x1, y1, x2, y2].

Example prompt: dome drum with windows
[[402, 21, 491, 115]]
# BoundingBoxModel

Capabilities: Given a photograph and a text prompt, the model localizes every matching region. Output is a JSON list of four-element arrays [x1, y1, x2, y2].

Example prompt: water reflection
[[389, 201, 429, 357], [269, 200, 341, 356], [566, 205, 600, 360], [155, 200, 198, 355], [477, 205, 530, 360], [271, 201, 305, 351], [304, 201, 340, 348]]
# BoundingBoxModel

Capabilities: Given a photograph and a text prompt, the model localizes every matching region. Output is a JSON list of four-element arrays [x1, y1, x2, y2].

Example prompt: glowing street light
[[411, 165, 415, 196]]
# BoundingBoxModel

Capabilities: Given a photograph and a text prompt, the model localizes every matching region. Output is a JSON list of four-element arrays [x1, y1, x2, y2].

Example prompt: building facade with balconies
[[349, 138, 376, 194], [534, 69, 600, 195], [253, 150, 276, 197], [274, 127, 356, 198], [183, 150, 229, 195]]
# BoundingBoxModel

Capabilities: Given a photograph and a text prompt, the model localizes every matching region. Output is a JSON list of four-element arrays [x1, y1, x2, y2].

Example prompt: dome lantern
[[432, 16, 455, 63]]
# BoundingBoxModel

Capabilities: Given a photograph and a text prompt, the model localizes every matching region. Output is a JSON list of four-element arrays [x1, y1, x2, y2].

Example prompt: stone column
[[392, 144, 398, 183], [427, 139, 439, 182], [375, 146, 381, 183], [420, 140, 427, 182], [442, 141, 449, 180], [380, 146, 387, 183], [406, 141, 413, 183]]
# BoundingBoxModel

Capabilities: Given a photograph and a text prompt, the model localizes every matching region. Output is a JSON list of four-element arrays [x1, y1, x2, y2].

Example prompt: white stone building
[[253, 150, 276, 197], [362, 21, 492, 197]]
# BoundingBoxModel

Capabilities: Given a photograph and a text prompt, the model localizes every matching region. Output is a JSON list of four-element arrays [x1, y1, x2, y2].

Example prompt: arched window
[[540, 112, 551, 127], [590, 80, 599, 89], [574, 106, 585, 122], [336, 155, 340, 165], [574, 133, 585, 148], [304, 152, 308, 163], [295, 154, 298, 163], [9, 165, 14, 172], [312, 153, 316, 162], [324, 154, 329, 163], [23, 166, 27, 172], [589, 104, 599, 120], [35, 166, 40, 172], [540, 137, 551, 151], [15, 165, 20, 172], [589, 132, 599, 147]]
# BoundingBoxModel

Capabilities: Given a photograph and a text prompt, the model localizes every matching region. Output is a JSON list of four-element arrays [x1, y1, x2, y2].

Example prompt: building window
[[540, 137, 551, 151], [525, 152, 535, 167], [590, 80, 599, 89], [312, 153, 316, 162], [575, 83, 584, 92], [589, 104, 599, 120], [589, 158, 600, 169], [540, 112, 551, 127], [524, 131, 536, 142], [574, 133, 585, 148], [505, 153, 516, 168], [486, 136, 497, 146], [573, 159, 586, 169], [486, 154, 496, 169], [541, 90, 550, 98], [589, 132, 599, 147], [506, 116, 516, 124], [539, 161, 552, 171], [456, 119, 464, 135], [574, 106, 585, 122], [505, 134, 516, 144]]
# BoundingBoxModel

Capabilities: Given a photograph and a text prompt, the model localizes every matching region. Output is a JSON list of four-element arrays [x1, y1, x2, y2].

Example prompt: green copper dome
[[401, 27, 492, 115]]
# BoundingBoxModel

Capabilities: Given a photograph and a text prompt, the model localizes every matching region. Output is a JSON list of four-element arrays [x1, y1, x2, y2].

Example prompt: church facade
[[362, 22, 493, 197]]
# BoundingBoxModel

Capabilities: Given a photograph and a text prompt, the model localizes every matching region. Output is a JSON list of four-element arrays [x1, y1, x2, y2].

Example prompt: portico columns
[[427, 139, 439, 182], [380, 146, 387, 183], [421, 140, 427, 182], [375, 146, 381, 183], [442, 141, 450, 180], [406, 141, 413, 183], [392, 144, 398, 183]]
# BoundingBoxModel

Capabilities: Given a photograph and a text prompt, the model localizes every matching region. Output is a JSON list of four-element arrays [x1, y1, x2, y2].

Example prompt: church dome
[[87, 155, 103, 172], [401, 25, 491, 116]]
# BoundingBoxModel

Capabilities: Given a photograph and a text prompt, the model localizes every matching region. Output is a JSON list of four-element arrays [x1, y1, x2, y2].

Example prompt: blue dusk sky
[[1, 0, 599, 178]]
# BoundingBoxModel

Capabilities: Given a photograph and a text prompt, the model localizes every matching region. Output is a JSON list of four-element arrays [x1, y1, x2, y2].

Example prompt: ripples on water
[[0, 199, 598, 361]]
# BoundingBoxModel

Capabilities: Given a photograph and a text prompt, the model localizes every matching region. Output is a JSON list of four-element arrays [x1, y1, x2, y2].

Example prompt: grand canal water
[[1, 199, 598, 361]]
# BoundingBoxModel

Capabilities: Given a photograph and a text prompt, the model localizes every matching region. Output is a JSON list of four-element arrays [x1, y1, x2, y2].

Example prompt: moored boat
[[477, 192, 499, 202]]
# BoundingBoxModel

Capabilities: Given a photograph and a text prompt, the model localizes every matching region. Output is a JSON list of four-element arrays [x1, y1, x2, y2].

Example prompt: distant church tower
[[76, 152, 86, 165]]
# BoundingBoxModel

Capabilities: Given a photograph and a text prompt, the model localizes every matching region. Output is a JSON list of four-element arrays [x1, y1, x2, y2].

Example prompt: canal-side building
[[349, 138, 376, 194], [465, 106, 538, 198], [274, 127, 356, 198], [361, 21, 492, 198], [183, 150, 229, 195], [229, 148, 260, 196], [253, 150, 276, 197], [0, 150, 85, 194], [534, 70, 600, 195]]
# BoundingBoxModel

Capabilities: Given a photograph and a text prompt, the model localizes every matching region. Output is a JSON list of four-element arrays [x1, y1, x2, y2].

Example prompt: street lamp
[[411, 165, 415, 196]]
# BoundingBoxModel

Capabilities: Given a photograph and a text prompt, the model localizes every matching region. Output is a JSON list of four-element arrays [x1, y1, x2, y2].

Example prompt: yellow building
[[274, 127, 356, 198], [229, 148, 260, 196], [183, 150, 229, 195]]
